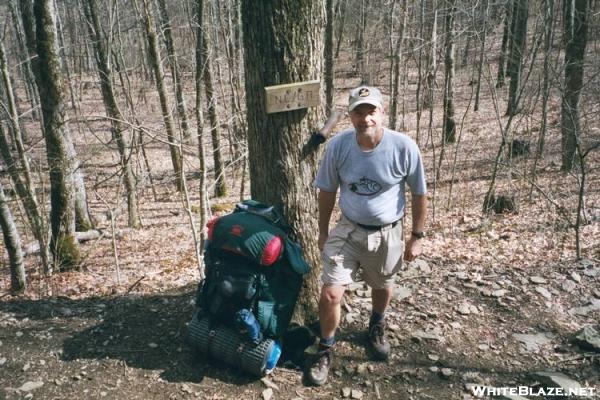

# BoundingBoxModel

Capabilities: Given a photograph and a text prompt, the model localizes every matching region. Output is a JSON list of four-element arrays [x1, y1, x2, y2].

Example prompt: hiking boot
[[368, 320, 390, 361], [306, 344, 332, 386]]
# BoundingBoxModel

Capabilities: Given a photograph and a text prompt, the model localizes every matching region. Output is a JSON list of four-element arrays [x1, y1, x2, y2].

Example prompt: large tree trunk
[[324, 0, 334, 112], [33, 0, 81, 270], [242, 0, 324, 322], [561, 0, 588, 171], [506, 0, 528, 116], [83, 0, 141, 228], [0, 180, 26, 293]]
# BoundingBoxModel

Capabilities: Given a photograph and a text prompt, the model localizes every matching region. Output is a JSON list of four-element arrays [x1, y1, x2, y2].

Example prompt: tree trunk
[[389, 0, 407, 131], [474, 0, 489, 111], [9, 0, 40, 122], [334, 0, 346, 58], [83, 0, 141, 228], [443, 0, 456, 143], [156, 0, 192, 142], [33, 0, 81, 270], [506, 0, 528, 116], [241, 0, 324, 322], [423, 2, 438, 109], [195, 0, 208, 267], [561, 0, 587, 171], [138, 0, 183, 191], [0, 180, 26, 293], [496, 1, 511, 88], [325, 0, 334, 112]]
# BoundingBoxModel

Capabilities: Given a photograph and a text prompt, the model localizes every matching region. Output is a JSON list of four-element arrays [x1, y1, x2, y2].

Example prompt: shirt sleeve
[[313, 141, 340, 192], [405, 140, 427, 195]]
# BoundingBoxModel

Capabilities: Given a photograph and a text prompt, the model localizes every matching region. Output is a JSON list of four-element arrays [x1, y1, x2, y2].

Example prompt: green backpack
[[198, 200, 310, 339]]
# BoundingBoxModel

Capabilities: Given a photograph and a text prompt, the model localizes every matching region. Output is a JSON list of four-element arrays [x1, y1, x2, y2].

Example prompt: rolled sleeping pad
[[186, 313, 280, 376]]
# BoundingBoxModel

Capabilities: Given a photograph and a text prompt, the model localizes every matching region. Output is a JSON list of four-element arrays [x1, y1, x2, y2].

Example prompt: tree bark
[[561, 0, 587, 171], [0, 180, 26, 293], [241, 0, 325, 322], [442, 0, 456, 143], [325, 0, 334, 112], [496, 1, 511, 88], [506, 0, 528, 116], [33, 0, 81, 270], [389, 0, 407, 131]]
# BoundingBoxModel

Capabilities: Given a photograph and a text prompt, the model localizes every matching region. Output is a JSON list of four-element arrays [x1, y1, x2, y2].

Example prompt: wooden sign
[[265, 80, 320, 114]]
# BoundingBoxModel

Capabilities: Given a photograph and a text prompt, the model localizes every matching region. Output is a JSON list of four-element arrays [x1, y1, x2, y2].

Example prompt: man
[[307, 86, 427, 386]]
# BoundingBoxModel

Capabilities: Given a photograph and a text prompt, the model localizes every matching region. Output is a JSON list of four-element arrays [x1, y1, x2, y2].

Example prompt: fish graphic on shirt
[[348, 177, 382, 196]]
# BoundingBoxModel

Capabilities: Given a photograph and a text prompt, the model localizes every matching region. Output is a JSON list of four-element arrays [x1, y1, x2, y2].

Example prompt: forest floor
[[1, 51, 600, 399]]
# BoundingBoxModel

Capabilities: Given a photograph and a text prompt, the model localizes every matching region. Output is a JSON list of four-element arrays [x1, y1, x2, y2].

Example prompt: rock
[[411, 259, 431, 274], [22, 363, 30, 372], [429, 366, 440, 373], [181, 384, 193, 394], [530, 371, 581, 391], [530, 276, 547, 284], [440, 368, 454, 379], [260, 377, 279, 390], [457, 303, 471, 315], [478, 344, 489, 351], [411, 330, 443, 342], [345, 312, 359, 324], [568, 299, 600, 316], [570, 272, 581, 283], [0, 357, 6, 366], [513, 332, 553, 352], [455, 272, 470, 281], [535, 287, 552, 300], [262, 388, 273, 400], [148, 342, 158, 348], [428, 354, 439, 361], [583, 268, 600, 277], [571, 325, 600, 352], [356, 363, 368, 375], [561, 280, 577, 292], [351, 389, 364, 399], [593, 289, 600, 299], [18, 381, 44, 392], [395, 286, 412, 301], [492, 289, 508, 298], [342, 387, 352, 398]]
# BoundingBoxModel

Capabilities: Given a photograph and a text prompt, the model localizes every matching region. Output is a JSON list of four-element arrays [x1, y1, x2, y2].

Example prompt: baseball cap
[[348, 86, 383, 111]]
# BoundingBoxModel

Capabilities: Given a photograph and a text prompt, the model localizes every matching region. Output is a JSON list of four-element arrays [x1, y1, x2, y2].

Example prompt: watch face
[[412, 231, 425, 239]]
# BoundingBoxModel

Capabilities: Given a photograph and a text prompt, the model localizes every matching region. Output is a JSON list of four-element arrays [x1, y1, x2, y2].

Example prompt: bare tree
[[0, 179, 26, 293], [506, 0, 528, 116], [156, 0, 192, 142], [33, 0, 81, 269], [561, 0, 588, 171], [442, 0, 456, 143], [83, 0, 141, 228], [137, 0, 183, 191]]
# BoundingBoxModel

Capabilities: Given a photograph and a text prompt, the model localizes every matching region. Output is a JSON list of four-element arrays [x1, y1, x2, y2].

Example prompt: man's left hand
[[404, 237, 423, 262]]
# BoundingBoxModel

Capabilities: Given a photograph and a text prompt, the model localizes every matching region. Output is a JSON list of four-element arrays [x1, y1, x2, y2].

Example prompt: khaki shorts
[[321, 215, 405, 289]]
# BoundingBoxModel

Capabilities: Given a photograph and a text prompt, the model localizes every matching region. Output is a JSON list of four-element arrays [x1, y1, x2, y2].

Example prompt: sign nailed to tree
[[265, 80, 320, 114]]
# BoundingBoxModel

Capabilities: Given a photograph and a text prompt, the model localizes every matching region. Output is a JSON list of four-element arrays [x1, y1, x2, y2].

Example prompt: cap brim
[[348, 99, 383, 111]]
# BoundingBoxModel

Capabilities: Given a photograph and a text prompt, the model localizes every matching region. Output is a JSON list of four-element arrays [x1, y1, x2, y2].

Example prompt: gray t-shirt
[[314, 128, 427, 226]]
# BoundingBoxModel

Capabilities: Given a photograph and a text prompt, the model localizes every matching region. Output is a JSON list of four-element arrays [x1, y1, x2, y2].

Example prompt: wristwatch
[[411, 231, 425, 239]]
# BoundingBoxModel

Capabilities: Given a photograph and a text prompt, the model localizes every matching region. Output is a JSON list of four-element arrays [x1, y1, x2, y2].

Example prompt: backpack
[[197, 200, 310, 339]]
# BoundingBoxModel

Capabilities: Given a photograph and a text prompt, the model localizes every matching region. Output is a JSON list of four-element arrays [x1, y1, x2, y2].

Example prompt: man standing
[[307, 86, 427, 386]]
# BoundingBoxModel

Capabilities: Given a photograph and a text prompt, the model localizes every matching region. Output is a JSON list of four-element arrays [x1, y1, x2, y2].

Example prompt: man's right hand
[[318, 232, 329, 251]]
